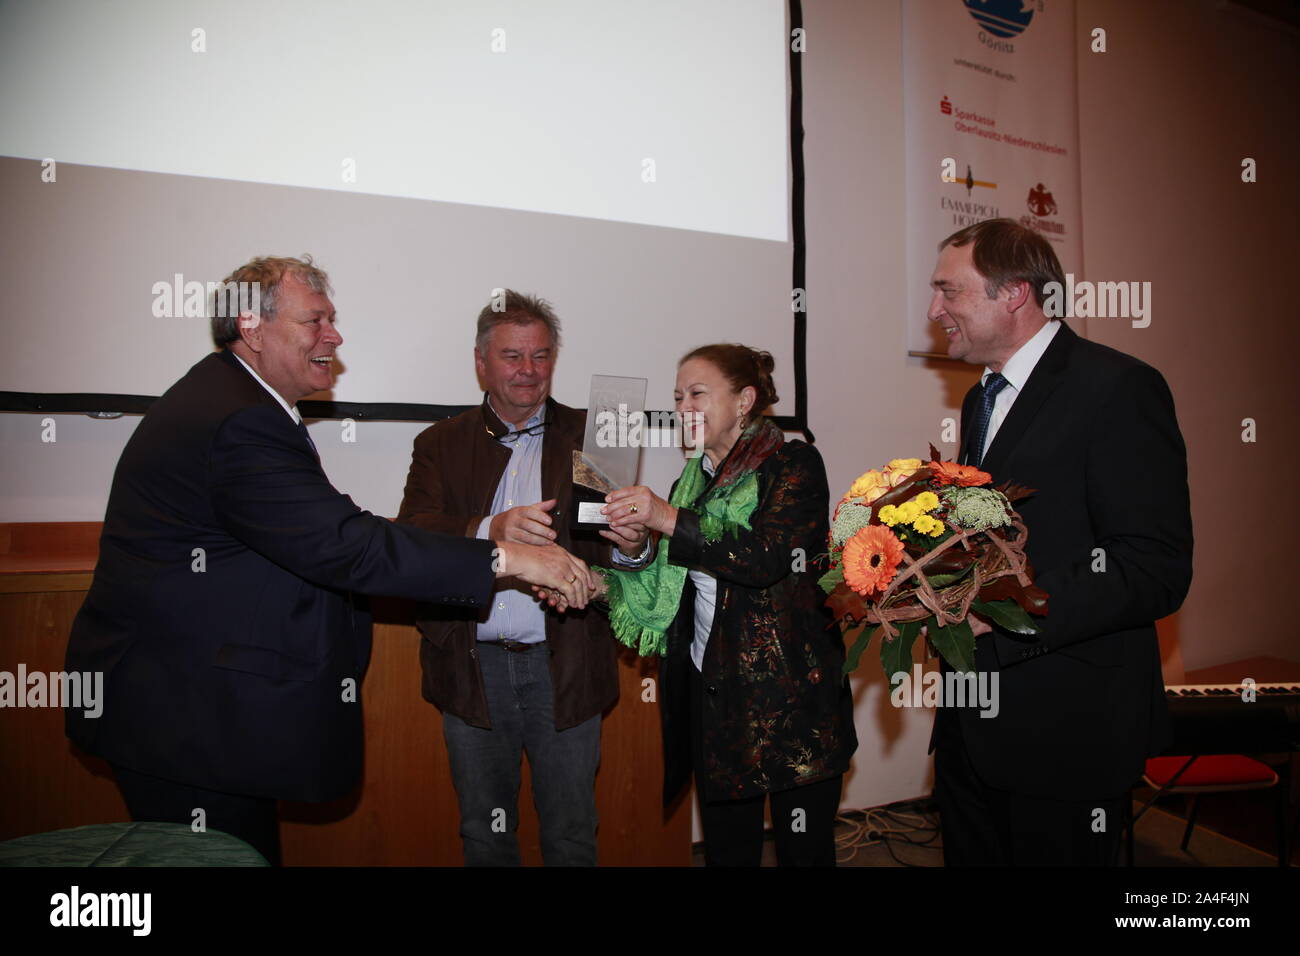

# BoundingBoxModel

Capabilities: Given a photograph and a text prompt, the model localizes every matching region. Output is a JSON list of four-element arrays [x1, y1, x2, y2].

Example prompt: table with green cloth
[[0, 822, 270, 866]]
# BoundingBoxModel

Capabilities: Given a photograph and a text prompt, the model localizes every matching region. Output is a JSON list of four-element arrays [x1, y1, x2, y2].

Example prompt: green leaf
[[879, 619, 922, 682], [841, 624, 873, 676], [818, 566, 844, 595], [929, 618, 976, 674], [926, 564, 973, 588], [972, 598, 1039, 635]]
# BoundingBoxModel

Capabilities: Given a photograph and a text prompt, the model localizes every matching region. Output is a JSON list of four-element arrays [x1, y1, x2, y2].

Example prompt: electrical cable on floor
[[834, 799, 944, 866]]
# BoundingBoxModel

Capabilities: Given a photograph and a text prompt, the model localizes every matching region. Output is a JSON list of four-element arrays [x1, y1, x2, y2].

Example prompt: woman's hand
[[604, 485, 677, 538], [533, 574, 607, 613], [599, 519, 651, 556]]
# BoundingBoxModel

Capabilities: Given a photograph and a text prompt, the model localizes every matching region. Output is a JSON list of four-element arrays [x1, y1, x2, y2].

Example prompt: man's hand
[[489, 499, 559, 546], [534, 574, 606, 613], [494, 540, 594, 609]]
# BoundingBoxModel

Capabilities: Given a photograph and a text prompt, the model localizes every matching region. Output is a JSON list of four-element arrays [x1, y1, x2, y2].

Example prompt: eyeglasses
[[491, 420, 547, 444], [482, 395, 547, 444]]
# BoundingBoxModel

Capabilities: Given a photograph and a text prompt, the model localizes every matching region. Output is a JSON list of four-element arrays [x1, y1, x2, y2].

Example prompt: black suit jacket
[[939, 322, 1192, 799], [65, 349, 496, 802]]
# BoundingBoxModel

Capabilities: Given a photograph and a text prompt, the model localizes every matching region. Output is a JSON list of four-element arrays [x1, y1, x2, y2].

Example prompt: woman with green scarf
[[598, 344, 857, 866]]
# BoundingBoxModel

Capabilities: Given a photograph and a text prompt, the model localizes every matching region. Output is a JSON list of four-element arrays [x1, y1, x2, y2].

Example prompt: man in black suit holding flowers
[[925, 219, 1192, 865]]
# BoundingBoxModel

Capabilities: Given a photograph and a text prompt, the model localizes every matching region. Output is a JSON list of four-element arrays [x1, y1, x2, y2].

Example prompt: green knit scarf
[[599, 418, 785, 657]]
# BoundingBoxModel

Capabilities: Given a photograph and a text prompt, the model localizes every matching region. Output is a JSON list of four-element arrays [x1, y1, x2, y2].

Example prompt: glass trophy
[[571, 375, 648, 530]]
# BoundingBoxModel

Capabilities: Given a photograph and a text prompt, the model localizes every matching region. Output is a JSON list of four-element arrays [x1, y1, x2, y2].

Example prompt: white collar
[[231, 352, 302, 424], [984, 319, 1060, 391]]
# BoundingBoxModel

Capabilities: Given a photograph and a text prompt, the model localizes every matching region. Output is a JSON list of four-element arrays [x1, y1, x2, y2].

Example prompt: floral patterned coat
[[658, 438, 858, 804]]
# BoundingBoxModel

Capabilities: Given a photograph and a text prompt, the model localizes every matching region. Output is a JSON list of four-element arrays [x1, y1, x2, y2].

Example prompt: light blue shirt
[[474, 401, 547, 644]]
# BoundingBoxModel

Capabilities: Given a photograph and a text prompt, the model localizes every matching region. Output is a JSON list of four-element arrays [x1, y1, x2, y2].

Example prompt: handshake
[[488, 489, 666, 611], [493, 537, 603, 610]]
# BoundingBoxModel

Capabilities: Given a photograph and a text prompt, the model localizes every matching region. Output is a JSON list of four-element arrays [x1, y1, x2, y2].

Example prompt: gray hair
[[475, 289, 562, 354], [210, 255, 333, 349]]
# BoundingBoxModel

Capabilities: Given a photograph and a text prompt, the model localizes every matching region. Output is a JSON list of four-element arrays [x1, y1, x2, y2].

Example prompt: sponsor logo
[[1026, 182, 1057, 217], [964, 0, 1040, 52], [941, 151, 998, 199], [940, 192, 1002, 229], [1020, 182, 1067, 238]]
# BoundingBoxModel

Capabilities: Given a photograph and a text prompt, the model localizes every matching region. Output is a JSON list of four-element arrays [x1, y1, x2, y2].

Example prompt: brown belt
[[489, 638, 546, 653]]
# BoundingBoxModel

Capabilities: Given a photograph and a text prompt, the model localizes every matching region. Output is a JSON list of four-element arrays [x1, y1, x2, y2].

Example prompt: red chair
[[1139, 754, 1286, 865]]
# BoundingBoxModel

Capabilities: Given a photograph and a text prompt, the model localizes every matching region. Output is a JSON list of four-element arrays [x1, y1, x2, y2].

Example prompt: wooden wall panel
[[279, 612, 685, 866], [0, 525, 690, 865], [0, 588, 129, 838]]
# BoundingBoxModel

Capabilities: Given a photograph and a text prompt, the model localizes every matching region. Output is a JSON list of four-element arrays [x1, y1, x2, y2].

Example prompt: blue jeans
[[442, 641, 601, 866]]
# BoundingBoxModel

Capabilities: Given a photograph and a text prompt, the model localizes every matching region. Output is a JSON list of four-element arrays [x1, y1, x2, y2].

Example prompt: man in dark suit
[[65, 256, 593, 865], [926, 219, 1193, 865], [397, 290, 646, 865]]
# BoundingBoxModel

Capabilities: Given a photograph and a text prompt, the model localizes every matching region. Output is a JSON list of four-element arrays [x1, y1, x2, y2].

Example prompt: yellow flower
[[884, 458, 923, 488], [878, 504, 899, 526], [848, 470, 890, 503], [912, 514, 945, 537], [885, 457, 922, 473], [896, 500, 921, 523], [914, 491, 940, 512]]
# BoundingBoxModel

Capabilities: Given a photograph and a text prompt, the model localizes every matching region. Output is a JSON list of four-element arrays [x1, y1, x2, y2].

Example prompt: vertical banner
[[905, 0, 1083, 355]]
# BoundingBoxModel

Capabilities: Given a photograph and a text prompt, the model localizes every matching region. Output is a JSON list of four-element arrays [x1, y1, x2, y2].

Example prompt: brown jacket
[[396, 397, 620, 730]]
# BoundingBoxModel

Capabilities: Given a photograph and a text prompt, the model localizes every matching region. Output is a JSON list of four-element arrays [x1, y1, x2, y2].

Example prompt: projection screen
[[0, 0, 800, 423]]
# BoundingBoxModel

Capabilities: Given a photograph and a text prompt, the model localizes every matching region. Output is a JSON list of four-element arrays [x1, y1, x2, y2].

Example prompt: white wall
[[1073, 0, 1299, 672], [799, 0, 957, 810]]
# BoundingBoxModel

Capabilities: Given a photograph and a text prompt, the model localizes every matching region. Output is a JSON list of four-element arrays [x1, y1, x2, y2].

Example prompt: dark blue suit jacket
[[66, 349, 495, 802], [938, 322, 1192, 799]]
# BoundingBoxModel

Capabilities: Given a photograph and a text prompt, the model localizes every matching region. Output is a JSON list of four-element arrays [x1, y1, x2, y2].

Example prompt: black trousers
[[112, 765, 282, 866], [933, 710, 1124, 866], [689, 664, 843, 867]]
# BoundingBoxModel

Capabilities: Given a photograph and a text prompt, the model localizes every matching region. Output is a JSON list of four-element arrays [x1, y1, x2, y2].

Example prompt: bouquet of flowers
[[819, 447, 1048, 676]]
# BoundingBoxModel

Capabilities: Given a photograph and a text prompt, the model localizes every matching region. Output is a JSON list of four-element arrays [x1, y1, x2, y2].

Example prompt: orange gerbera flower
[[842, 525, 906, 596], [929, 460, 991, 487]]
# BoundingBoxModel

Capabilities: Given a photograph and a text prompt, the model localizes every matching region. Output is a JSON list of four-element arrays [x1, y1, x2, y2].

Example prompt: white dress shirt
[[975, 319, 1061, 462], [689, 456, 718, 673], [231, 352, 302, 425]]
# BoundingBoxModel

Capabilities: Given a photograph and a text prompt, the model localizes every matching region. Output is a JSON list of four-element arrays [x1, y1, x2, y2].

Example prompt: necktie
[[299, 421, 319, 459], [966, 372, 1009, 469]]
